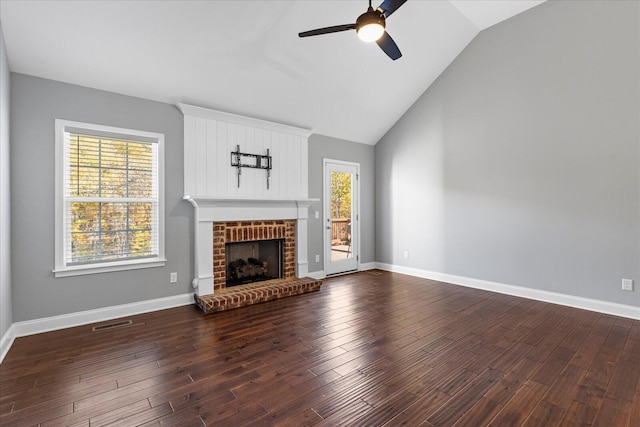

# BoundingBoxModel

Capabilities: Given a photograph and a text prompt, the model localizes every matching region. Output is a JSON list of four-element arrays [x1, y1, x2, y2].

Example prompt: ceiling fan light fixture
[[356, 10, 385, 42], [298, 0, 406, 59], [357, 22, 385, 42]]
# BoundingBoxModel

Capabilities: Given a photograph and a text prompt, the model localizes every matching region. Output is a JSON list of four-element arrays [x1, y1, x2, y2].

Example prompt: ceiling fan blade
[[298, 24, 356, 38], [376, 31, 402, 60], [377, 0, 407, 18]]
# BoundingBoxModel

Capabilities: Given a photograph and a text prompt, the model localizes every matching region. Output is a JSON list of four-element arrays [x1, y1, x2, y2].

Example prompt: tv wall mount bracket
[[230, 145, 272, 189]]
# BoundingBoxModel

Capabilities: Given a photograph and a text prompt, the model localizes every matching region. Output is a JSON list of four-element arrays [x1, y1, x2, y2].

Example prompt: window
[[54, 120, 165, 277]]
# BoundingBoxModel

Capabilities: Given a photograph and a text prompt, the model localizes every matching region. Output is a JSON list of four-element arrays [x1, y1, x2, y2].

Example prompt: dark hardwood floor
[[1, 270, 639, 426]]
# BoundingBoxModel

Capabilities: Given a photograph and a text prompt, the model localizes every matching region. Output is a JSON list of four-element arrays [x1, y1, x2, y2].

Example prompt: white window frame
[[54, 119, 166, 277]]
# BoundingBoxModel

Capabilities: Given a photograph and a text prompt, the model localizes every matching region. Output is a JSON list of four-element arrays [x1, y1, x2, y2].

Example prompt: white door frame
[[323, 159, 360, 276]]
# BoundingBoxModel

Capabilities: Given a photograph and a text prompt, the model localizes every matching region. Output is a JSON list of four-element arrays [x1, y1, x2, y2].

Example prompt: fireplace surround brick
[[213, 220, 297, 290]]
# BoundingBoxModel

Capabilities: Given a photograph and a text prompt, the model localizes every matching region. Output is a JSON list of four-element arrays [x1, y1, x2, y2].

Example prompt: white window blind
[[55, 120, 165, 277]]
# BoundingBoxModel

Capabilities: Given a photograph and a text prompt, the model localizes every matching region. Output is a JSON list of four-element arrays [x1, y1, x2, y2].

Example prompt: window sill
[[53, 258, 167, 278]]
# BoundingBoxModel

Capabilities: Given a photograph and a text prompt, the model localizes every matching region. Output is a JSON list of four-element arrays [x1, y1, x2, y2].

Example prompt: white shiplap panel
[[280, 134, 296, 199], [216, 121, 228, 198], [276, 132, 288, 199], [245, 125, 257, 198], [286, 134, 298, 199], [183, 114, 196, 195], [195, 117, 208, 196], [264, 130, 278, 198], [180, 104, 311, 200], [299, 135, 309, 199], [234, 125, 245, 198], [206, 119, 217, 197], [283, 133, 292, 199], [227, 123, 238, 199], [254, 128, 265, 199], [279, 133, 288, 199], [238, 124, 248, 199]]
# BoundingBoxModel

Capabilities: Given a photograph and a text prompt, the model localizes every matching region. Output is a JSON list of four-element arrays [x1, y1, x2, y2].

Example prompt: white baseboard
[[376, 263, 640, 320], [0, 323, 16, 365], [0, 293, 194, 365], [307, 262, 377, 281], [360, 262, 377, 271], [307, 270, 325, 280]]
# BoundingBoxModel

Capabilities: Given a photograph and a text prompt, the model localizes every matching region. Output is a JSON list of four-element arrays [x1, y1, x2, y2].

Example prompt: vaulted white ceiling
[[0, 0, 544, 145]]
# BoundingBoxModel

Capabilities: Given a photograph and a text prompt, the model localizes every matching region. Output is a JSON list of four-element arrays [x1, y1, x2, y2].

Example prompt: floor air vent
[[92, 319, 133, 332]]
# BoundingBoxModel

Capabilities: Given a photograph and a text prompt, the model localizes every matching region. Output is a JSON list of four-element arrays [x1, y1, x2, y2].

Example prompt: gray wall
[[10, 74, 192, 322], [0, 22, 12, 339], [8, 73, 376, 323], [308, 134, 375, 273], [375, 0, 639, 306]]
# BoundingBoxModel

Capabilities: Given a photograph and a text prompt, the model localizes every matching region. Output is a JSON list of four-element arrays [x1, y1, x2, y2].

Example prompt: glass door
[[324, 160, 359, 276]]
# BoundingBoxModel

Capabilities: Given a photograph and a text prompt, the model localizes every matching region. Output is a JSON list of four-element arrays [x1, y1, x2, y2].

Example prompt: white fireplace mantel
[[183, 197, 317, 222], [184, 196, 318, 295]]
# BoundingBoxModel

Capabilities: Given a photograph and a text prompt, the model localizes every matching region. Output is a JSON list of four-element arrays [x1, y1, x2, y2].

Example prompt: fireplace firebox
[[226, 239, 284, 287]]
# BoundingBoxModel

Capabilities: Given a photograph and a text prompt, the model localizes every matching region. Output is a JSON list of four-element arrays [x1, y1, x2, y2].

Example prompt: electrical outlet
[[622, 279, 634, 291], [403, 250, 409, 259], [170, 272, 178, 283], [315, 211, 319, 219], [315, 254, 320, 262]]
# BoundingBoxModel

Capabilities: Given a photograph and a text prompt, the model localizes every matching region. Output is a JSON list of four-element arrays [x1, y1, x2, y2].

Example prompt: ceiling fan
[[298, 0, 408, 60]]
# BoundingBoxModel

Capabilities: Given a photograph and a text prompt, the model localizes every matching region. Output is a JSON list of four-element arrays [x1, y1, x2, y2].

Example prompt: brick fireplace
[[214, 220, 296, 290], [179, 103, 317, 297], [183, 197, 315, 296]]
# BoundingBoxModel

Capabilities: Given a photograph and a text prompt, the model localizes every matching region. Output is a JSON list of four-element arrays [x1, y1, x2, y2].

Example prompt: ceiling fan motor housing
[[356, 9, 386, 42]]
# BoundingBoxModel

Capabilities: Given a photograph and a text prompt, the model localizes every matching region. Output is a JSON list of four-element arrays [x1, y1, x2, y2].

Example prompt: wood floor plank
[[0, 270, 638, 426], [40, 393, 169, 427], [542, 363, 588, 409], [558, 400, 597, 427], [102, 401, 174, 427], [88, 399, 151, 427], [522, 400, 565, 426], [266, 407, 323, 427], [346, 390, 417, 427], [628, 380, 640, 427], [620, 338, 640, 364], [484, 357, 541, 405], [572, 377, 607, 415], [0, 402, 73, 427], [531, 346, 575, 387], [381, 389, 450, 426], [569, 333, 607, 369], [592, 394, 632, 426], [487, 379, 549, 426], [73, 371, 193, 412], [426, 368, 503, 426], [606, 360, 640, 401], [451, 396, 503, 427], [10, 377, 118, 412], [200, 399, 269, 425]]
